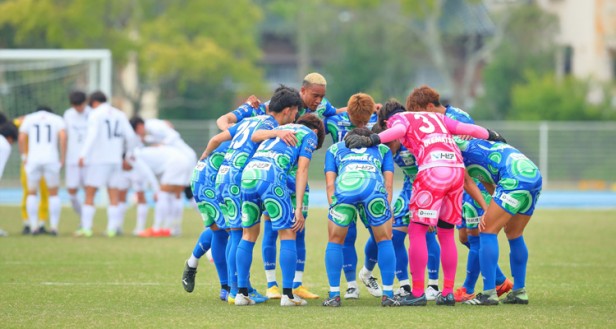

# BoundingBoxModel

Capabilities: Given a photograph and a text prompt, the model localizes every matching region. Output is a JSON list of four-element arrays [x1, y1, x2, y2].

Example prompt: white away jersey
[[19, 111, 66, 164], [63, 106, 91, 165], [0, 135, 11, 179]]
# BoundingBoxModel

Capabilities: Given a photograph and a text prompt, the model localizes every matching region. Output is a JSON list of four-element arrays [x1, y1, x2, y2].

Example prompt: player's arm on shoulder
[[216, 112, 238, 131], [200, 130, 231, 160], [252, 129, 298, 146], [335, 106, 347, 114]]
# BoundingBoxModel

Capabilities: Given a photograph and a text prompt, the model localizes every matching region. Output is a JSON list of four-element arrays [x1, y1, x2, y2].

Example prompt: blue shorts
[[217, 182, 243, 229], [494, 173, 542, 216], [328, 179, 392, 228], [241, 178, 294, 231], [191, 164, 225, 229], [459, 184, 491, 230]]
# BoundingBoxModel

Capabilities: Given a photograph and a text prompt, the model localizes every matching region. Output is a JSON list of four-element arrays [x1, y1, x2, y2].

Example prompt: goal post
[[0, 49, 112, 118]]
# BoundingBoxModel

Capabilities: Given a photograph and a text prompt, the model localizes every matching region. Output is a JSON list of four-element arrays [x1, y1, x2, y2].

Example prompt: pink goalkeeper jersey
[[384, 112, 488, 172]]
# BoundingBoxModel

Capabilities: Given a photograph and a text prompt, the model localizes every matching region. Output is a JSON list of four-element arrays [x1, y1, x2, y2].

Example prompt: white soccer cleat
[[234, 293, 255, 306], [280, 295, 307, 306], [425, 286, 440, 301], [344, 287, 359, 299], [359, 267, 383, 297]]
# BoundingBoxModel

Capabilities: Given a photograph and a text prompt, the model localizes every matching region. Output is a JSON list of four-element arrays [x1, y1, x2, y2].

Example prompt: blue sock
[[211, 229, 229, 286], [377, 240, 395, 298], [364, 230, 378, 271], [509, 236, 528, 290], [236, 239, 255, 290], [279, 240, 297, 290], [343, 223, 357, 282], [479, 232, 499, 291], [293, 228, 306, 289], [262, 220, 278, 288], [496, 265, 507, 286], [463, 235, 481, 294], [192, 228, 213, 259], [426, 230, 440, 281], [392, 230, 409, 281], [226, 230, 242, 295], [325, 242, 343, 297]]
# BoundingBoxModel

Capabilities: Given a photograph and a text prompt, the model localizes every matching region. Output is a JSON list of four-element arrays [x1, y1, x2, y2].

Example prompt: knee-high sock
[[436, 227, 457, 296], [377, 240, 396, 298], [211, 229, 229, 286], [364, 232, 379, 272], [325, 242, 344, 296], [409, 222, 429, 296], [236, 239, 255, 290], [106, 205, 119, 233], [26, 195, 39, 231], [69, 193, 81, 216], [463, 235, 481, 294], [293, 228, 306, 288], [343, 223, 358, 282], [188, 228, 213, 268], [496, 264, 507, 286], [81, 204, 96, 231], [135, 203, 148, 233], [426, 230, 440, 281], [393, 230, 409, 282], [49, 196, 61, 231], [170, 196, 184, 233], [509, 236, 528, 290], [226, 230, 242, 295], [262, 220, 278, 287], [153, 192, 172, 230], [279, 239, 297, 290], [116, 202, 127, 232], [479, 232, 499, 291]]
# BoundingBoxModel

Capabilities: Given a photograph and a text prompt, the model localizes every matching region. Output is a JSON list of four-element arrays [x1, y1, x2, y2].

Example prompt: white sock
[[172, 197, 184, 234], [153, 193, 170, 230], [330, 286, 340, 293], [116, 202, 127, 232], [428, 279, 439, 287], [107, 205, 120, 232], [383, 285, 393, 292], [187, 255, 199, 268], [293, 271, 303, 284], [81, 204, 96, 231], [49, 196, 61, 231], [159, 191, 175, 229], [69, 193, 81, 215], [135, 203, 148, 232], [26, 195, 39, 232], [399, 279, 410, 287], [265, 270, 277, 283], [347, 281, 358, 289]]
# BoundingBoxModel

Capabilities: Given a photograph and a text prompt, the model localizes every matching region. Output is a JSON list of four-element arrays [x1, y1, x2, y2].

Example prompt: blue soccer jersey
[[445, 105, 474, 124], [241, 124, 318, 231], [324, 112, 378, 143], [231, 103, 267, 122], [325, 142, 394, 228], [191, 140, 230, 228], [456, 139, 542, 215], [299, 98, 337, 119]]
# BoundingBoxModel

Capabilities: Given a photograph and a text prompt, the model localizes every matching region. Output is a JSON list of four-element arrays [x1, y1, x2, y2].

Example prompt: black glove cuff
[[369, 133, 381, 146]]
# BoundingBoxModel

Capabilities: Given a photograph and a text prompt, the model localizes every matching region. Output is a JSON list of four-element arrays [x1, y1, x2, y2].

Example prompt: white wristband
[[20, 154, 27, 161]]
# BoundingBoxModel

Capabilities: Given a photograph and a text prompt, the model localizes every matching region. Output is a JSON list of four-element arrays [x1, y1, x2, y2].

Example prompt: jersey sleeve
[[324, 145, 338, 173], [298, 130, 317, 160], [322, 99, 337, 117], [380, 146, 395, 173], [18, 116, 30, 133], [231, 103, 258, 122]]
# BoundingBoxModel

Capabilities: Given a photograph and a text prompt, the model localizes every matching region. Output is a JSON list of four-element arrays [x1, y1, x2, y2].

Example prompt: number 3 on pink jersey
[[413, 113, 447, 134]]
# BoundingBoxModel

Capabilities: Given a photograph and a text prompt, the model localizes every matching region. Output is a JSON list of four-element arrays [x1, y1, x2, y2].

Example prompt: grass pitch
[[1, 206, 615, 328]]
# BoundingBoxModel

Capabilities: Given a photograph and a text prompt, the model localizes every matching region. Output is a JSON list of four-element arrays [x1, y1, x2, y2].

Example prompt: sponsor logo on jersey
[[344, 154, 370, 161], [347, 163, 376, 172], [417, 209, 438, 219], [430, 151, 456, 161], [423, 136, 456, 147], [499, 193, 520, 208], [245, 161, 272, 170], [255, 151, 278, 159], [219, 165, 230, 174], [509, 153, 528, 161], [466, 216, 481, 225], [329, 209, 346, 222], [195, 162, 207, 171]]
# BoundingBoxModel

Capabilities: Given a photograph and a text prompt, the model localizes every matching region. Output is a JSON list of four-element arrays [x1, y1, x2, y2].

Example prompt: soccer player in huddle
[[323, 118, 398, 307], [63, 91, 90, 217], [456, 137, 541, 305], [0, 115, 18, 237], [345, 89, 506, 306], [18, 106, 66, 235], [235, 113, 324, 306], [201, 85, 301, 304]]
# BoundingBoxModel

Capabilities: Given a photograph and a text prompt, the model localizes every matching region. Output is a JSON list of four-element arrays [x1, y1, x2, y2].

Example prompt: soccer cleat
[[381, 295, 401, 307], [249, 290, 269, 304], [425, 286, 440, 301], [219, 289, 229, 301], [227, 294, 236, 305], [359, 267, 382, 297], [38, 225, 49, 235], [322, 295, 341, 307], [502, 288, 529, 305], [181, 262, 197, 293], [234, 293, 255, 306], [138, 228, 156, 237], [106, 230, 117, 238], [464, 291, 499, 306], [280, 295, 307, 306], [435, 292, 456, 306], [454, 287, 476, 303], [496, 278, 513, 297], [293, 285, 320, 299], [22, 225, 31, 235], [398, 293, 427, 306], [74, 228, 93, 237], [344, 287, 359, 299], [266, 285, 282, 299], [49, 229, 58, 237], [394, 287, 410, 298]]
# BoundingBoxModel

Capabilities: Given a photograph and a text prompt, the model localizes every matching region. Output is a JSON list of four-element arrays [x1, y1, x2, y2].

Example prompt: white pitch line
[[39, 282, 168, 286]]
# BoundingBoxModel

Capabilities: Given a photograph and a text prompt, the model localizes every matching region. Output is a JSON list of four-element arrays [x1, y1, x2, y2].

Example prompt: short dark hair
[[36, 105, 54, 113], [0, 122, 18, 141], [377, 99, 405, 130], [69, 91, 87, 106], [89, 91, 107, 106], [0, 111, 7, 125], [269, 85, 302, 113], [129, 116, 145, 130], [296, 114, 325, 150], [347, 127, 373, 138]]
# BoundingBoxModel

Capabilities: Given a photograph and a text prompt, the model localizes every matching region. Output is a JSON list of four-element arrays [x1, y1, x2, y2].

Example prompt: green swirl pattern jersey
[[298, 98, 337, 120], [324, 112, 378, 143]]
